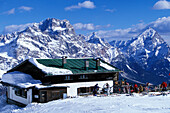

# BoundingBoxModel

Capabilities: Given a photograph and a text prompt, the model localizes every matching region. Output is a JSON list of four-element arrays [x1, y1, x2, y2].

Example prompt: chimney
[[62, 56, 67, 68], [85, 60, 89, 70], [96, 58, 100, 70]]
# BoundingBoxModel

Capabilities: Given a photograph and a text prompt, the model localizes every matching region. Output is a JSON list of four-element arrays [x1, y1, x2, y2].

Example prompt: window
[[14, 88, 27, 98], [52, 91, 60, 99], [77, 86, 93, 95], [65, 76, 73, 80], [15, 88, 21, 96], [79, 75, 88, 79]]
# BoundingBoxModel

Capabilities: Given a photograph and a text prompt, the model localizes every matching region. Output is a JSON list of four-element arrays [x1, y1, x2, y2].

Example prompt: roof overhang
[[44, 71, 120, 77]]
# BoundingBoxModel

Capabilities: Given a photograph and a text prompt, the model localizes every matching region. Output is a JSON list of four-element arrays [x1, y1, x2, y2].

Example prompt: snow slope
[[1, 93, 170, 113]]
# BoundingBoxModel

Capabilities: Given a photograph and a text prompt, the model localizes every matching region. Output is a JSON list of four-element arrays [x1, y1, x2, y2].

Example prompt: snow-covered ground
[[1, 92, 170, 113]]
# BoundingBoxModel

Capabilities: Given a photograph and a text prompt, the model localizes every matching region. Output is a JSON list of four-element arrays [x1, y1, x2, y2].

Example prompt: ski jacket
[[134, 84, 138, 88], [161, 82, 167, 88], [94, 84, 99, 90]]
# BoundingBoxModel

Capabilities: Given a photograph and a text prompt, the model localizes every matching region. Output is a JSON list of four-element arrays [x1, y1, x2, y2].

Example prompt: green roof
[[36, 58, 121, 75]]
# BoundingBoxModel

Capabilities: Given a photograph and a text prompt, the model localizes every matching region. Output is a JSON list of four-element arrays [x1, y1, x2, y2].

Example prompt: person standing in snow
[[93, 84, 99, 96], [154, 86, 158, 92], [125, 82, 130, 94], [161, 82, 167, 91], [130, 85, 134, 93], [144, 83, 150, 93], [103, 83, 110, 96], [113, 81, 119, 93], [134, 84, 138, 93], [139, 85, 143, 93], [121, 79, 126, 94]]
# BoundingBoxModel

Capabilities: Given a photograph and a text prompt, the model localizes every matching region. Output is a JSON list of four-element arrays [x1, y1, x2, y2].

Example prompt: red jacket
[[161, 82, 167, 88], [134, 84, 138, 88]]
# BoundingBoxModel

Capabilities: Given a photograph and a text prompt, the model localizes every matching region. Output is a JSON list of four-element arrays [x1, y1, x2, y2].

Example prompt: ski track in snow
[[0, 93, 170, 113]]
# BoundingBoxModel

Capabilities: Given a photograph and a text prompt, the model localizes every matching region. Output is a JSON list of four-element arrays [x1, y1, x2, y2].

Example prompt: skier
[[134, 84, 138, 93], [113, 81, 119, 93], [130, 85, 134, 93], [103, 83, 110, 96], [93, 84, 99, 96], [125, 82, 130, 94], [120, 79, 126, 93], [161, 82, 167, 91], [145, 82, 150, 93], [139, 85, 143, 93]]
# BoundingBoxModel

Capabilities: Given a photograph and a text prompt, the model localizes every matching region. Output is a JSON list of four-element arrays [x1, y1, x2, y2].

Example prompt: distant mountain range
[[0, 18, 169, 84], [109, 28, 170, 84]]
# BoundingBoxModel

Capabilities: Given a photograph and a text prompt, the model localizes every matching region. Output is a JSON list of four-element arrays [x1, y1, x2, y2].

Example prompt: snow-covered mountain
[[0, 18, 169, 84], [0, 18, 110, 72], [110, 28, 170, 84]]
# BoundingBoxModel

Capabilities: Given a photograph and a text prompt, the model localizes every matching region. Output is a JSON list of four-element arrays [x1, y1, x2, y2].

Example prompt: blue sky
[[0, 0, 170, 44]]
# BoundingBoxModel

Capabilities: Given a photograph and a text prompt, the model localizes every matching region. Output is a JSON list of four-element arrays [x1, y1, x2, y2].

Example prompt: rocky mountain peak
[[139, 27, 157, 39], [22, 18, 75, 36], [130, 27, 166, 49], [89, 32, 97, 39], [87, 32, 108, 47]]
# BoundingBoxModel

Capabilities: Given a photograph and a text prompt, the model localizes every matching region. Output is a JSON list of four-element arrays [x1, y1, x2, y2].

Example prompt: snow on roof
[[0, 70, 6, 79], [100, 61, 115, 70], [2, 71, 41, 88], [29, 58, 73, 75], [35, 84, 69, 89]]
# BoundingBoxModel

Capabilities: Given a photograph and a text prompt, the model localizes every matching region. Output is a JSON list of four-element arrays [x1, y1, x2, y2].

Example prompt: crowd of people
[[93, 79, 169, 96]]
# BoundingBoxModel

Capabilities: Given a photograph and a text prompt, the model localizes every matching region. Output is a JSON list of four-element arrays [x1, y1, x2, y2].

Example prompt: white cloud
[[3, 23, 34, 34], [18, 6, 33, 11], [97, 28, 136, 41], [78, 1, 95, 9], [65, 1, 96, 11], [2, 8, 15, 15], [105, 9, 115, 13], [153, 0, 170, 10], [73, 23, 95, 30], [96, 16, 170, 44], [148, 17, 170, 33], [73, 23, 112, 30], [1, 6, 33, 15]]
